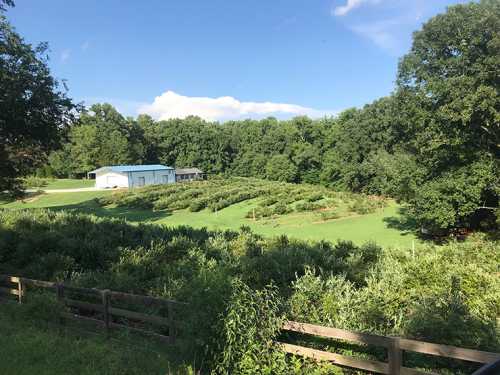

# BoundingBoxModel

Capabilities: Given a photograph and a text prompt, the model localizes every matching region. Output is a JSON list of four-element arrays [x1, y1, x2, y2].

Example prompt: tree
[[265, 154, 297, 183], [61, 104, 147, 175], [396, 0, 500, 231], [0, 0, 14, 12], [0, 10, 76, 192]]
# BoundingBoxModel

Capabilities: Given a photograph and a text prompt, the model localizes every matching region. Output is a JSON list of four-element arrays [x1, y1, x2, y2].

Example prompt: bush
[[214, 280, 286, 374], [0, 209, 498, 374], [189, 199, 208, 212], [22, 176, 53, 189], [319, 210, 340, 221], [273, 202, 292, 215], [306, 193, 323, 202], [295, 202, 323, 212]]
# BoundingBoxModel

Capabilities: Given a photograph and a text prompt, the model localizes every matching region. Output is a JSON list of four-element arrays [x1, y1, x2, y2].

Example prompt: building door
[[138, 177, 145, 187]]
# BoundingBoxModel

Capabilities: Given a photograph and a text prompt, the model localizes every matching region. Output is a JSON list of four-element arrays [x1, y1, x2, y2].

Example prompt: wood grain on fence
[[0, 274, 183, 345], [280, 320, 500, 375]]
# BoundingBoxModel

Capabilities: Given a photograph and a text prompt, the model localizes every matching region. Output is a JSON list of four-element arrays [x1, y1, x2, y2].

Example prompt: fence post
[[389, 337, 402, 375], [102, 290, 110, 338], [168, 302, 175, 345], [17, 278, 24, 304], [56, 283, 65, 327]]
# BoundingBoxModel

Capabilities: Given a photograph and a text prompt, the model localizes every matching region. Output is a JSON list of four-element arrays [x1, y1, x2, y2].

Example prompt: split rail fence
[[1, 274, 499, 374], [0, 274, 184, 344], [279, 321, 500, 375]]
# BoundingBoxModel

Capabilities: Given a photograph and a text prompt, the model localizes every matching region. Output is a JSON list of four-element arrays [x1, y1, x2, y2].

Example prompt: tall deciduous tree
[[0, 5, 76, 192], [397, 0, 499, 231]]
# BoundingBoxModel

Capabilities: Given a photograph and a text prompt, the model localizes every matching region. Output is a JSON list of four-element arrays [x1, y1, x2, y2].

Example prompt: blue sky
[[8, 0, 468, 121]]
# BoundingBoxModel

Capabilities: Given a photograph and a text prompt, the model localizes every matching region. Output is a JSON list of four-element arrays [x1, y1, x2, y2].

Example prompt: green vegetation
[[2, 1, 498, 236], [0, 1, 76, 194], [0, 302, 184, 375], [98, 177, 388, 217], [22, 177, 94, 190], [0, 209, 498, 374], [0, 178, 416, 247], [1, 1, 499, 373]]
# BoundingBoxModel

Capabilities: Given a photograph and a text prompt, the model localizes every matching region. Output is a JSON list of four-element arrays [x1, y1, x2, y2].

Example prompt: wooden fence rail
[[2, 274, 499, 373], [0, 274, 185, 344], [279, 321, 500, 375]]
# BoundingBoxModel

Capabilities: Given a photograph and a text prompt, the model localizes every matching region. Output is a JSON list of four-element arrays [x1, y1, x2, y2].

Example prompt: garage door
[[106, 176, 120, 187]]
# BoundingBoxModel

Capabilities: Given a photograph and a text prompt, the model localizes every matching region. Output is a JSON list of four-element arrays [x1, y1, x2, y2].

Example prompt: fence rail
[[2, 274, 499, 373], [0, 274, 185, 344], [280, 320, 500, 375]]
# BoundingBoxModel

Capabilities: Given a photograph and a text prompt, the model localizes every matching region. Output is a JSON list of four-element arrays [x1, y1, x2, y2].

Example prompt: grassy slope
[[0, 188, 417, 248], [43, 179, 95, 189], [0, 309, 179, 375], [159, 199, 417, 248]]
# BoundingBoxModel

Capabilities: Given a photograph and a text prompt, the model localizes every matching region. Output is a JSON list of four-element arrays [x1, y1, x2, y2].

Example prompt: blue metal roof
[[89, 164, 173, 173]]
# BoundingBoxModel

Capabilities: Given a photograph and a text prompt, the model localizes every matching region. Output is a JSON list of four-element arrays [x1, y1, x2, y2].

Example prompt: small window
[[138, 177, 145, 187]]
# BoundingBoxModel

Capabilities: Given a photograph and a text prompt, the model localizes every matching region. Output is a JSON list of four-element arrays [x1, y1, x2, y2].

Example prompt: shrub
[[214, 280, 287, 374], [295, 202, 323, 212], [189, 199, 208, 212], [259, 197, 279, 207], [349, 198, 377, 214], [306, 193, 323, 202], [319, 210, 340, 221], [22, 176, 53, 189], [273, 202, 292, 215]]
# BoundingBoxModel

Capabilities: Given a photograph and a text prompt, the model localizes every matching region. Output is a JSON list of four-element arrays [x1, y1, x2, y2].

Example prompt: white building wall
[[128, 169, 175, 188], [95, 171, 129, 188]]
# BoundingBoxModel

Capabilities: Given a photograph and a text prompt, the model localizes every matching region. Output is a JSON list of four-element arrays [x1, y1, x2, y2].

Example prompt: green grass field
[[0, 186, 418, 248], [43, 178, 95, 189], [0, 305, 181, 375]]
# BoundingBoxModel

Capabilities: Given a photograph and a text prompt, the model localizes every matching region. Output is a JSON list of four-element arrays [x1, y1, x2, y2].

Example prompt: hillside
[[1, 177, 418, 247]]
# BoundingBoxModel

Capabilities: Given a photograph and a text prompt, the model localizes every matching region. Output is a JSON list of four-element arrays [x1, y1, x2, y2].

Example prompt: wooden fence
[[0, 274, 185, 344], [279, 321, 500, 375], [2, 274, 499, 373]]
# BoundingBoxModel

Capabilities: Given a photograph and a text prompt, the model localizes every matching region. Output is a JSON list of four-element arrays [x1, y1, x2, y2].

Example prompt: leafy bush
[[189, 199, 208, 212], [319, 210, 340, 221], [22, 176, 53, 189], [273, 202, 292, 215], [305, 193, 323, 202], [1, 209, 495, 373], [295, 202, 323, 212]]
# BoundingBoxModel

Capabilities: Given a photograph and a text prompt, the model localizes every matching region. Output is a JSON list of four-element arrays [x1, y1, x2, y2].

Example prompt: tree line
[[1, 0, 499, 234]]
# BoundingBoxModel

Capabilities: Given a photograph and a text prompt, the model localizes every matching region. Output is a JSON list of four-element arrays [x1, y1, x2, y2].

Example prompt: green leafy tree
[[0, 7, 76, 192], [265, 154, 297, 182], [396, 0, 500, 231]]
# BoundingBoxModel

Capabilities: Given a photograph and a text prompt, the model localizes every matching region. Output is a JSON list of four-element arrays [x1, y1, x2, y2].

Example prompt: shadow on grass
[[382, 206, 418, 236], [46, 199, 171, 223]]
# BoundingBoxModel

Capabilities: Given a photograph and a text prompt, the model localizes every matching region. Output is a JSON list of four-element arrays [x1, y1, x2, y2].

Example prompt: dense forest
[[2, 0, 499, 235]]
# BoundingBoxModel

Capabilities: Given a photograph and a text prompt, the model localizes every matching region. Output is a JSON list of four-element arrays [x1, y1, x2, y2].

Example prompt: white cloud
[[332, 0, 381, 16], [60, 49, 71, 63], [138, 90, 336, 121], [350, 18, 402, 53]]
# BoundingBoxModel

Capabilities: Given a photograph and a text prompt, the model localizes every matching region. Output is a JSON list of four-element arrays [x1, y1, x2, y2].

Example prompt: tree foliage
[[37, 0, 499, 234], [0, 9, 76, 192]]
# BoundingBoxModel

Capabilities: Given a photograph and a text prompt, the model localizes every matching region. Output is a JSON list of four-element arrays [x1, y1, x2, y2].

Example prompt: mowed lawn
[[0, 189, 418, 248], [158, 199, 417, 248], [40, 178, 95, 189]]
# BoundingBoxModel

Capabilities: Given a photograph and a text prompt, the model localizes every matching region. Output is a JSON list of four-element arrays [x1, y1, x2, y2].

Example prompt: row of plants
[[97, 177, 389, 221], [0, 209, 498, 374]]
